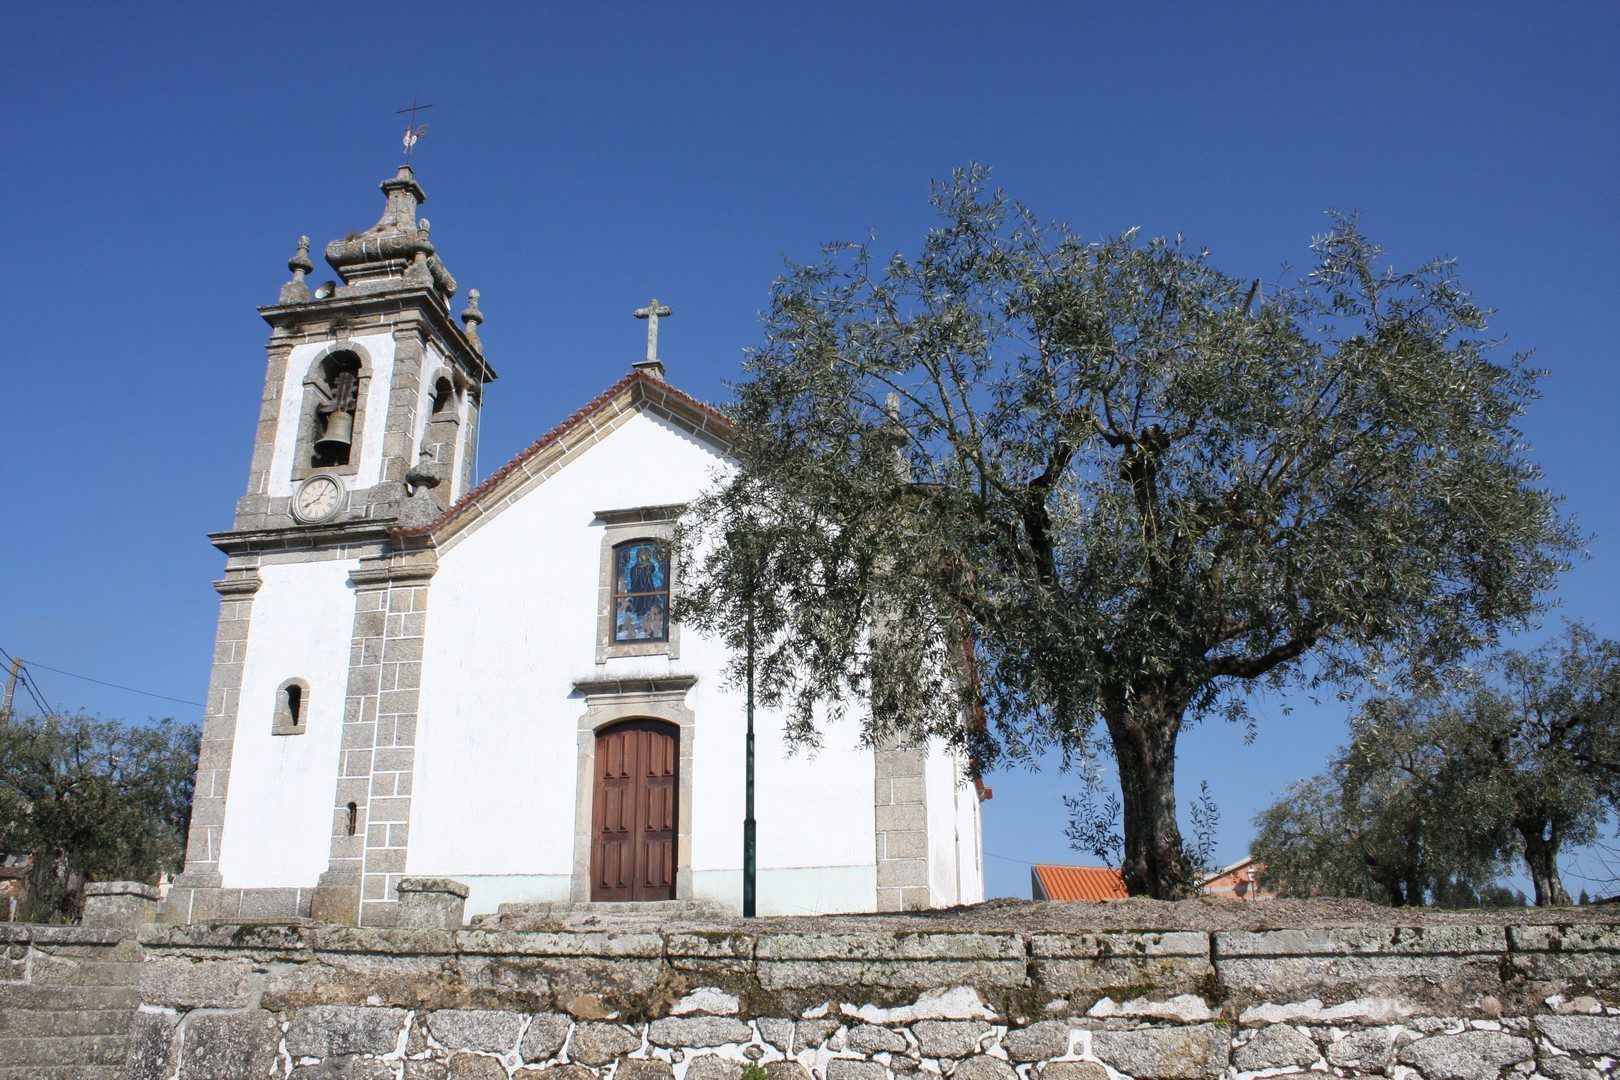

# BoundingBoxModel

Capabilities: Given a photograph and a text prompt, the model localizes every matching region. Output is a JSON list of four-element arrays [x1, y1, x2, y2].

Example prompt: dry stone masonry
[[1, 887, 1618, 1078]]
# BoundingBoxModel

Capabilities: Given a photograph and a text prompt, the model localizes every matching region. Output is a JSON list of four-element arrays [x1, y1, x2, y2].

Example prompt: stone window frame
[[272, 677, 312, 736], [594, 505, 685, 663], [569, 675, 697, 901], [291, 342, 375, 482]]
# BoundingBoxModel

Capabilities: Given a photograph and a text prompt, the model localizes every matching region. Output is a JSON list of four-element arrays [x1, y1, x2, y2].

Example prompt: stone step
[[0, 1033, 131, 1066], [489, 899, 732, 923], [0, 1007, 133, 1037], [0, 1067, 124, 1080], [26, 959, 141, 988], [0, 984, 139, 1011]]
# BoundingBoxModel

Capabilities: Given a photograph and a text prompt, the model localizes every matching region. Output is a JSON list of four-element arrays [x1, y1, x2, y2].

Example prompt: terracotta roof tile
[[1031, 864, 1129, 902], [393, 371, 733, 540]]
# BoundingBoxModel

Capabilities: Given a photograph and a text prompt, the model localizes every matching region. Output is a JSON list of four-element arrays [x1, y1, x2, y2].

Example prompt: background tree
[[0, 712, 198, 921], [1444, 623, 1620, 906], [679, 167, 1576, 897], [1253, 694, 1511, 904]]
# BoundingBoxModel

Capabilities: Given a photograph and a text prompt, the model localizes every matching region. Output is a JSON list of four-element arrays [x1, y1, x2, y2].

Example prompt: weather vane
[[397, 93, 434, 166]]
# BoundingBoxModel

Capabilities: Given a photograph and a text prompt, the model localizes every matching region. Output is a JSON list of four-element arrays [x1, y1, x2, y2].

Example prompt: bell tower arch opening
[[310, 350, 362, 468]]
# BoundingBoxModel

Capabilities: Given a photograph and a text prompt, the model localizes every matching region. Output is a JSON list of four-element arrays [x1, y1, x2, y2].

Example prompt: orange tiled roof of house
[[1030, 864, 1129, 902]]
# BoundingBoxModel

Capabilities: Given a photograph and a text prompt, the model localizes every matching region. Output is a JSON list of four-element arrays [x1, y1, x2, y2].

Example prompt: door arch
[[591, 718, 679, 902]]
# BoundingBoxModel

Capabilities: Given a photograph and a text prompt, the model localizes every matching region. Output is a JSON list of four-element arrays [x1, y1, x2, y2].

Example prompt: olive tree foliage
[[1253, 694, 1514, 905], [1256, 626, 1619, 907], [677, 167, 1577, 897], [0, 712, 198, 921], [1446, 623, 1620, 906]]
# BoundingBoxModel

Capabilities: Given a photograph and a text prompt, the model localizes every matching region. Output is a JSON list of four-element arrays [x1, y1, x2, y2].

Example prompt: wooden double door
[[590, 719, 678, 901]]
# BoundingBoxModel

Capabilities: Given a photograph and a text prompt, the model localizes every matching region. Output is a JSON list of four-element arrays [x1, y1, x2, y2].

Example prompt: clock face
[[294, 475, 343, 523]]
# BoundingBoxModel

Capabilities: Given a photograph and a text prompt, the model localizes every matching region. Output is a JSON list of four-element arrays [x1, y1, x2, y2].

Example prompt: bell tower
[[162, 165, 495, 925], [232, 165, 495, 539]]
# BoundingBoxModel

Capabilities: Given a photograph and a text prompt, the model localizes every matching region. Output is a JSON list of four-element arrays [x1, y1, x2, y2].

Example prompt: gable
[[395, 371, 732, 553]]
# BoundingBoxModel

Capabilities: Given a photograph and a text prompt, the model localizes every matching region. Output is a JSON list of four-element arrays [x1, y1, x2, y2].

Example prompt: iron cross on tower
[[634, 298, 673, 363], [396, 94, 434, 165]]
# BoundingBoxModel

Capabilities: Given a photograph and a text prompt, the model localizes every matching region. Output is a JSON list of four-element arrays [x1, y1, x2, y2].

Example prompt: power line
[[24, 671, 55, 717], [0, 647, 55, 717], [0, 646, 201, 711], [18, 671, 52, 718], [20, 659, 201, 708]]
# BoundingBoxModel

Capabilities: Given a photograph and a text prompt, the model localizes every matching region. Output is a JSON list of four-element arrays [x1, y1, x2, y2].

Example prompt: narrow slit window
[[273, 678, 310, 735], [611, 540, 670, 643], [346, 803, 358, 837]]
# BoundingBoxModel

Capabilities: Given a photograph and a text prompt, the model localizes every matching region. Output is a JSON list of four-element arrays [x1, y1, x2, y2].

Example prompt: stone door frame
[[570, 675, 696, 902]]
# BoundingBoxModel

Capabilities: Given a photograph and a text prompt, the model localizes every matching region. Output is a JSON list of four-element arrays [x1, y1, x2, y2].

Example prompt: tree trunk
[[1104, 692, 1196, 899], [1518, 820, 1572, 907], [25, 851, 72, 922]]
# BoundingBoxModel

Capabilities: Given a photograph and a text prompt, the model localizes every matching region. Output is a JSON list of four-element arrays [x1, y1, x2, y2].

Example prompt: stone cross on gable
[[634, 299, 673, 363]]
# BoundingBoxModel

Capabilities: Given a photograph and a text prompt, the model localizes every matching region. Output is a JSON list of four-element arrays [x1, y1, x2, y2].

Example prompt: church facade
[[162, 167, 985, 926]]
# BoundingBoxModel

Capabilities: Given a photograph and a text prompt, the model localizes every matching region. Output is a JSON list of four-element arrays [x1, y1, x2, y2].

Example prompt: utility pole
[[0, 655, 19, 724], [742, 541, 758, 919]]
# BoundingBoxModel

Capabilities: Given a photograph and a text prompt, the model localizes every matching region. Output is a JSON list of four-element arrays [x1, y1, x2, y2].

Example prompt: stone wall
[[4, 890, 1620, 1078], [0, 884, 153, 1078]]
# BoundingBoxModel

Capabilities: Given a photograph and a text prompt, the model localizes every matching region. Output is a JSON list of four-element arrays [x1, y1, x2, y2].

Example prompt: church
[[161, 164, 986, 926]]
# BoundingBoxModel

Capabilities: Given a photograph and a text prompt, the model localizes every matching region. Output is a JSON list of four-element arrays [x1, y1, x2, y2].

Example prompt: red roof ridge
[[392, 370, 732, 540]]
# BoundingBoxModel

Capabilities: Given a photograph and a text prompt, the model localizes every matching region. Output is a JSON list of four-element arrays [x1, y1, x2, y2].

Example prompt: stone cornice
[[209, 521, 398, 557], [593, 504, 687, 526], [259, 287, 494, 384], [212, 569, 263, 598], [571, 673, 698, 697], [349, 550, 439, 589]]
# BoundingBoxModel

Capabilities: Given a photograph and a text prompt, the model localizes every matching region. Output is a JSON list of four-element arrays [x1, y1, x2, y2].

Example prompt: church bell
[[315, 410, 354, 457]]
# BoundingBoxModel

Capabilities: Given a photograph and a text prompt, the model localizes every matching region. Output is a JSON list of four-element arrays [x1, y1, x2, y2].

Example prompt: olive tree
[[0, 712, 198, 920], [1447, 623, 1620, 905], [1253, 694, 1514, 905], [679, 167, 1576, 897]]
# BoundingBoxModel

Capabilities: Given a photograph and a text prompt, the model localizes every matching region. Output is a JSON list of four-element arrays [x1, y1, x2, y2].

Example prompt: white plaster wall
[[267, 332, 396, 496], [925, 742, 963, 904], [693, 866, 877, 917], [955, 770, 986, 904], [218, 558, 357, 888], [409, 407, 878, 915]]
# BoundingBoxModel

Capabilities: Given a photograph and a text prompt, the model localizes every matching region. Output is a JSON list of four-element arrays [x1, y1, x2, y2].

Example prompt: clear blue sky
[[4, 4, 1616, 899]]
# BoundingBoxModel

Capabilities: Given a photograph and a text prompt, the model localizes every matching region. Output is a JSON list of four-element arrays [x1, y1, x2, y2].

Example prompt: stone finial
[[379, 165, 427, 229], [401, 218, 436, 286], [279, 235, 314, 304], [461, 289, 484, 348], [319, 166, 461, 299]]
